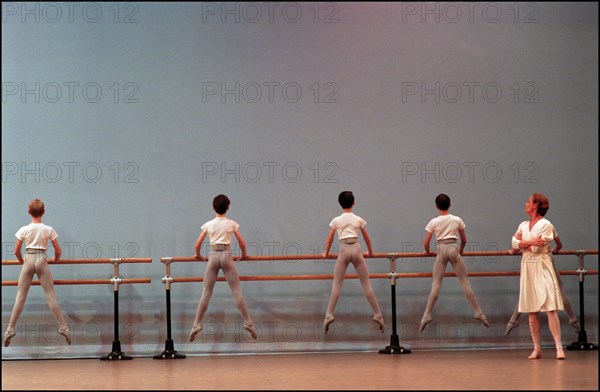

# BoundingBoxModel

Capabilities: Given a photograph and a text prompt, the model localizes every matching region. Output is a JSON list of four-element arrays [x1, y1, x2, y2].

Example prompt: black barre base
[[566, 330, 599, 351], [153, 339, 186, 359], [100, 341, 133, 360], [378, 334, 411, 355]]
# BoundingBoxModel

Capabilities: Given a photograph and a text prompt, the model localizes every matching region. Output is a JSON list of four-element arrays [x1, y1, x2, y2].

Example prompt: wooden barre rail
[[3, 271, 597, 286], [1, 258, 152, 266], [1, 251, 595, 265], [162, 250, 598, 262], [2, 278, 151, 287], [168, 270, 599, 283]]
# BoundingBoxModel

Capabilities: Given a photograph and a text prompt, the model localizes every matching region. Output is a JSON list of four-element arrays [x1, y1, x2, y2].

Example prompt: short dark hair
[[338, 191, 355, 209], [28, 199, 45, 218], [531, 193, 549, 216], [212, 194, 230, 214], [435, 194, 451, 211]]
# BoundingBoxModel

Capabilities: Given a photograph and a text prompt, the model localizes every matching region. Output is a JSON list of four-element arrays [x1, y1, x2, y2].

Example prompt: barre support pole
[[101, 259, 133, 360], [154, 257, 186, 359], [567, 251, 598, 351], [379, 256, 410, 355]]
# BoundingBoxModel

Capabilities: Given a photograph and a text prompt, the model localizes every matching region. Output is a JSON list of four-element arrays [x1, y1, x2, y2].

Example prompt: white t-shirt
[[329, 212, 366, 240], [425, 214, 465, 241], [15, 223, 58, 250], [201, 217, 239, 244]]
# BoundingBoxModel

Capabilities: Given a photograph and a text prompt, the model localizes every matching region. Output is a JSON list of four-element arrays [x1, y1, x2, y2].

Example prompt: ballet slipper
[[189, 324, 202, 342], [244, 322, 258, 340], [556, 346, 566, 360], [58, 326, 72, 345], [323, 315, 335, 335], [504, 320, 519, 336], [419, 316, 432, 332], [4, 329, 16, 347], [475, 313, 490, 328], [568, 319, 580, 334], [372, 314, 385, 333], [528, 349, 542, 359]]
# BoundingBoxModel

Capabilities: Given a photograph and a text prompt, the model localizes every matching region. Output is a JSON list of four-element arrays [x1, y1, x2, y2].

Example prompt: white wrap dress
[[512, 218, 564, 313]]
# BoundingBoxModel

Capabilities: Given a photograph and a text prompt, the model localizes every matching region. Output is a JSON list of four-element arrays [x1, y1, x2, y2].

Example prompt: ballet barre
[[156, 249, 597, 358], [2, 278, 150, 286], [2, 257, 152, 360], [1, 258, 151, 265]]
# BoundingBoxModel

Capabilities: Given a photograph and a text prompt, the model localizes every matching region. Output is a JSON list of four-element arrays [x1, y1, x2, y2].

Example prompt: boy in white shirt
[[189, 194, 257, 342], [322, 191, 384, 334], [4, 199, 71, 347], [419, 194, 489, 332]]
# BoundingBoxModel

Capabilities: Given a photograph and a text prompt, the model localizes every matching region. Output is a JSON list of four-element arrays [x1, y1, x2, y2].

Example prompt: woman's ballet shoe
[[58, 326, 72, 345], [244, 322, 258, 340], [323, 315, 335, 335], [568, 319, 580, 334], [4, 330, 16, 347], [528, 349, 542, 359], [372, 314, 385, 333], [188, 324, 202, 342], [556, 346, 566, 360], [504, 321, 519, 336], [475, 314, 490, 328], [419, 317, 432, 332]]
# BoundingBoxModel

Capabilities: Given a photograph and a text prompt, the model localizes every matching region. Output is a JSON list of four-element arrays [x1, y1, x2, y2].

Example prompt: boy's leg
[[190, 252, 220, 341], [36, 254, 71, 344], [551, 259, 579, 333], [505, 304, 521, 336], [5, 254, 36, 346], [350, 245, 384, 332], [449, 245, 489, 327], [324, 245, 352, 333], [220, 251, 257, 339], [420, 250, 448, 331]]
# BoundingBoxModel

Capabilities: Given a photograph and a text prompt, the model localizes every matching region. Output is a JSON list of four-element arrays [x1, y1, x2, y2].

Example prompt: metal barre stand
[[566, 251, 598, 351], [379, 256, 411, 355], [154, 257, 186, 359], [100, 259, 133, 360]]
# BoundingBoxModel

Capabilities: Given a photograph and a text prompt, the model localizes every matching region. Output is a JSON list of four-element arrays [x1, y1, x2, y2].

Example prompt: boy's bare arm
[[50, 239, 62, 262], [322, 228, 336, 258], [423, 231, 433, 254], [360, 227, 373, 256], [14, 239, 24, 264], [459, 228, 467, 255], [195, 231, 207, 259], [552, 236, 563, 254], [234, 230, 247, 260]]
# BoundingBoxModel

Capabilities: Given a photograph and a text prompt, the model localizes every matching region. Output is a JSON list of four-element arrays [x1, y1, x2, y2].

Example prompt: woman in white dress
[[511, 193, 565, 360]]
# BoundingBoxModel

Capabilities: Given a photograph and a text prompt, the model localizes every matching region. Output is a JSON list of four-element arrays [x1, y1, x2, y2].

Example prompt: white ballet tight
[[421, 242, 485, 322], [325, 242, 382, 317], [6, 251, 67, 331], [192, 250, 253, 326]]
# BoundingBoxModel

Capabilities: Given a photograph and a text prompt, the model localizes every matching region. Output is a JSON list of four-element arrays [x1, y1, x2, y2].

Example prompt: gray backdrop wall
[[2, 2, 598, 359]]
